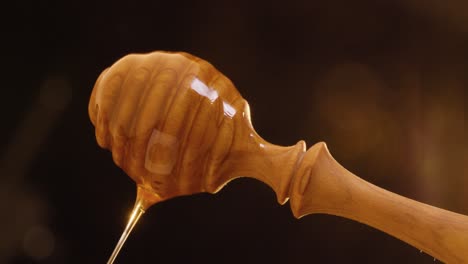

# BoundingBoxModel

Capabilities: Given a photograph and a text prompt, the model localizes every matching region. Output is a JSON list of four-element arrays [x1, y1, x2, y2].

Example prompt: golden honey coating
[[88, 51, 250, 201]]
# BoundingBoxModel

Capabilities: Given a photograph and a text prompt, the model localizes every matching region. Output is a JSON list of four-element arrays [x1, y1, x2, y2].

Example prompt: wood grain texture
[[89, 51, 468, 263], [289, 142, 468, 263]]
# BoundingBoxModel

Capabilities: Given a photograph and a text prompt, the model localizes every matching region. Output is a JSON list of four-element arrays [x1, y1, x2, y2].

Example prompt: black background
[[2, 1, 467, 263]]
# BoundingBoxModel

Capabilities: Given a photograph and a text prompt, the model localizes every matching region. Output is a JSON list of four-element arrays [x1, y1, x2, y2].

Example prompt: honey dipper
[[88, 51, 468, 263]]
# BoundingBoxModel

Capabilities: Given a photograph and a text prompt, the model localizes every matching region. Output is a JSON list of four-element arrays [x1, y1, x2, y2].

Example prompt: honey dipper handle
[[289, 142, 468, 263]]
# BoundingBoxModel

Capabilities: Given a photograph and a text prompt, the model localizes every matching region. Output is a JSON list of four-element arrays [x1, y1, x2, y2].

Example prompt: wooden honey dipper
[[89, 51, 468, 263]]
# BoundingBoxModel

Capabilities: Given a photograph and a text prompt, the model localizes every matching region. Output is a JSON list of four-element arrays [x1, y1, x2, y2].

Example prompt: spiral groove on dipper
[[89, 52, 245, 200]]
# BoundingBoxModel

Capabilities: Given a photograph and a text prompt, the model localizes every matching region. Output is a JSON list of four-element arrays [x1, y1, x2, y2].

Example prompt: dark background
[[2, 0, 467, 263]]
